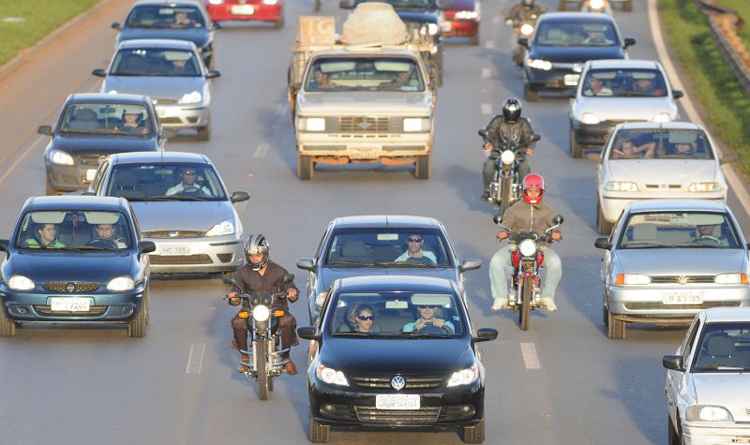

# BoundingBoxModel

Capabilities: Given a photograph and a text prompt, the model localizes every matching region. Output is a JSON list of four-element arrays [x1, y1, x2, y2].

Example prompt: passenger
[[386, 71, 412, 89], [173, 10, 194, 27], [584, 78, 613, 97], [611, 137, 655, 159], [118, 111, 147, 135], [632, 77, 665, 96], [309, 70, 332, 90], [402, 303, 455, 334], [23, 223, 65, 249], [665, 142, 696, 157], [395, 234, 437, 265], [89, 223, 127, 249], [693, 223, 722, 246], [338, 305, 380, 333], [165, 167, 211, 196]]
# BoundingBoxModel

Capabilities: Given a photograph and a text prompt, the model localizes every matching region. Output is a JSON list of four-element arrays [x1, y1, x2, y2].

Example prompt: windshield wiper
[[374, 261, 437, 268], [327, 259, 377, 267], [402, 332, 451, 338], [73, 246, 112, 251], [334, 332, 371, 337], [148, 195, 207, 201]]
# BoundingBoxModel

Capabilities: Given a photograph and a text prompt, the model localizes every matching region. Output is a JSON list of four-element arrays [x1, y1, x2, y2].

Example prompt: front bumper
[[441, 20, 479, 38], [599, 194, 726, 224], [571, 119, 619, 147], [683, 423, 750, 445], [207, 3, 282, 22], [606, 285, 750, 318], [524, 66, 580, 92], [147, 235, 243, 274], [297, 131, 432, 161], [155, 105, 210, 130]]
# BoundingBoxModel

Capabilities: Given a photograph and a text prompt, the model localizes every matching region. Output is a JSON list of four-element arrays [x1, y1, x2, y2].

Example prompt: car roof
[[615, 121, 703, 131], [23, 195, 129, 212], [117, 39, 196, 50], [110, 151, 210, 165], [627, 199, 728, 213], [702, 307, 750, 323], [312, 48, 421, 58], [538, 12, 616, 23], [335, 275, 456, 293], [68, 93, 150, 105], [134, 0, 203, 5], [330, 215, 444, 230], [587, 59, 660, 70]]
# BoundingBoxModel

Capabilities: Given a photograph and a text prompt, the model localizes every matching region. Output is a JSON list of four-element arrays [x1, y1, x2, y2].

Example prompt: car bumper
[[599, 194, 727, 224], [606, 285, 750, 318], [297, 132, 432, 160], [207, 4, 282, 22], [155, 105, 210, 129], [441, 20, 479, 38], [147, 235, 243, 274], [572, 120, 619, 147], [683, 424, 750, 445], [524, 67, 580, 92]]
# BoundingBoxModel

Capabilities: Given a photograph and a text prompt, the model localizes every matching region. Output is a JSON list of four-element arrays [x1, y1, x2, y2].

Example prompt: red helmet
[[522, 173, 545, 204]]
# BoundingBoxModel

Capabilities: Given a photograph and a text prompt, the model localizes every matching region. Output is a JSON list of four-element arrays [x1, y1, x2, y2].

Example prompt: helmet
[[502, 97, 522, 123], [522, 0, 535, 6], [244, 234, 269, 271], [522, 173, 545, 204]]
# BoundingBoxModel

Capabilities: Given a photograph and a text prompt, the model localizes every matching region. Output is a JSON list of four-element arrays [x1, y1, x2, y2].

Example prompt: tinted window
[[535, 20, 618, 47], [582, 69, 667, 98], [59, 102, 153, 136], [324, 228, 452, 267], [106, 163, 227, 201], [15, 210, 133, 251], [111, 48, 200, 77], [609, 129, 714, 160], [618, 212, 740, 249], [691, 322, 750, 372], [305, 57, 425, 92], [125, 5, 205, 29]]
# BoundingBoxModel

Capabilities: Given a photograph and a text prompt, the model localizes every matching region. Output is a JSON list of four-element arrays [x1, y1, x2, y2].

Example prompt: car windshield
[[609, 129, 714, 160], [328, 291, 465, 338], [111, 48, 201, 77], [619, 212, 740, 249], [374, 0, 437, 8], [106, 163, 227, 201], [58, 103, 153, 136], [15, 210, 133, 251], [582, 69, 668, 97], [691, 322, 750, 373], [535, 21, 618, 47], [324, 228, 452, 267], [305, 57, 425, 92], [125, 5, 205, 29]]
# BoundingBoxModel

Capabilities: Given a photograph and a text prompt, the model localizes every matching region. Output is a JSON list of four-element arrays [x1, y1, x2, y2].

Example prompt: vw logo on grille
[[357, 121, 371, 130], [65, 282, 76, 293], [678, 275, 689, 285], [169, 232, 179, 238], [390, 375, 406, 391]]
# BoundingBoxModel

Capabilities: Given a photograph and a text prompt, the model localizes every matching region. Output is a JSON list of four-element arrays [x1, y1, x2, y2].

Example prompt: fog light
[[16, 306, 28, 315], [321, 404, 335, 414]]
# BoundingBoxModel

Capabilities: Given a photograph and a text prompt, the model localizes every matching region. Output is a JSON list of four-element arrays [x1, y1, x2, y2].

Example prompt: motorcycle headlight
[[604, 181, 638, 192], [518, 239, 537, 257], [206, 220, 235, 237], [303, 117, 326, 132], [687, 182, 721, 193], [715, 273, 749, 285], [107, 276, 135, 292], [178, 91, 202, 105], [447, 363, 480, 387], [262, 0, 278, 4], [500, 150, 516, 165], [8, 275, 35, 291], [527, 58, 552, 71], [651, 112, 672, 123], [686, 405, 733, 422], [48, 149, 75, 166], [520, 23, 534, 36], [579, 112, 601, 125], [427, 23, 438, 35], [589, 0, 605, 9], [253, 304, 270, 322], [316, 363, 349, 386], [403, 118, 426, 132], [208, 0, 224, 4]]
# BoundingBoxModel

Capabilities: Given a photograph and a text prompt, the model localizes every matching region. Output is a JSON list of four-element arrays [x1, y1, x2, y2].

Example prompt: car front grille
[[43, 281, 101, 293], [338, 116, 391, 133], [149, 254, 212, 265], [33, 305, 108, 317], [350, 376, 444, 390], [75, 153, 108, 167], [649, 275, 716, 284], [143, 230, 206, 239], [643, 184, 683, 190], [354, 406, 441, 425], [624, 301, 740, 310], [159, 117, 182, 124]]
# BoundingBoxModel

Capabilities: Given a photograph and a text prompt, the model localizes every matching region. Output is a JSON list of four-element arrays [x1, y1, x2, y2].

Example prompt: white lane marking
[[253, 143, 270, 159], [481, 67, 492, 79], [648, 0, 750, 213], [484, 40, 496, 49], [185, 343, 206, 375], [520, 342, 541, 370], [481, 103, 493, 115], [0, 136, 46, 188]]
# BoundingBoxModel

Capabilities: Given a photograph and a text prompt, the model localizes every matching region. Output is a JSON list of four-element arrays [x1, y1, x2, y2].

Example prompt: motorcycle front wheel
[[500, 175, 513, 215], [255, 340, 270, 400], [519, 277, 532, 331]]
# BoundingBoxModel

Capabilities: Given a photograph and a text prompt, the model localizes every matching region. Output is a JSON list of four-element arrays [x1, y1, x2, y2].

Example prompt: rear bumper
[[524, 67, 580, 92], [147, 236, 243, 274], [441, 20, 479, 37], [207, 4, 282, 22], [599, 194, 726, 224], [683, 424, 750, 445], [571, 120, 616, 147]]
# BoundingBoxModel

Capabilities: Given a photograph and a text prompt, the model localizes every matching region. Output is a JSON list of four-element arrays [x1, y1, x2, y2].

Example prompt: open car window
[[305, 57, 425, 92], [59, 103, 153, 136], [111, 48, 201, 77], [691, 322, 750, 373], [324, 228, 452, 267], [106, 163, 227, 201], [125, 5, 206, 29], [608, 129, 714, 160], [15, 210, 133, 251], [618, 212, 740, 249]]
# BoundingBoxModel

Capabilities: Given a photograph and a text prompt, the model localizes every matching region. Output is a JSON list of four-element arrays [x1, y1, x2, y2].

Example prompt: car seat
[[68, 108, 100, 131]]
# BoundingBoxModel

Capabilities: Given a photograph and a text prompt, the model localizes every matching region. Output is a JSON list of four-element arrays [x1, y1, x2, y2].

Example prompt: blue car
[[0, 196, 155, 337]]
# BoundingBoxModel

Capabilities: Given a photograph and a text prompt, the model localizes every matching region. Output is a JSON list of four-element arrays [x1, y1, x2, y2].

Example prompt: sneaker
[[239, 353, 251, 373], [539, 298, 558, 312], [491, 298, 508, 311]]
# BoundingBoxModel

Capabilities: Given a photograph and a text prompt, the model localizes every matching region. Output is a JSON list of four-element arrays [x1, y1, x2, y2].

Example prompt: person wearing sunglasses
[[165, 167, 211, 197], [402, 304, 455, 334], [338, 304, 379, 334], [394, 234, 437, 265]]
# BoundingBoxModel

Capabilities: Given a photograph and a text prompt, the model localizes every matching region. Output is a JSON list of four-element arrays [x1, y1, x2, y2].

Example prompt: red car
[[439, 0, 480, 45], [205, 0, 284, 27]]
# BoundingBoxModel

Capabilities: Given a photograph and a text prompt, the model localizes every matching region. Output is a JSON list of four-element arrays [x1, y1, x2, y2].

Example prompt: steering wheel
[[417, 323, 452, 335], [87, 238, 118, 249], [179, 186, 209, 197], [697, 235, 722, 245]]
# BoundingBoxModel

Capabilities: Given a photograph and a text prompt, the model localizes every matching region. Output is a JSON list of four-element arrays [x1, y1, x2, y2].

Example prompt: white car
[[664, 308, 750, 445], [569, 59, 683, 158], [595, 121, 727, 233]]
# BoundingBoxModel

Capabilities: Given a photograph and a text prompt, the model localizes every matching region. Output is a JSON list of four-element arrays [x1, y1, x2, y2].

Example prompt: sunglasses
[[418, 305, 438, 309], [357, 315, 374, 321], [408, 238, 423, 243]]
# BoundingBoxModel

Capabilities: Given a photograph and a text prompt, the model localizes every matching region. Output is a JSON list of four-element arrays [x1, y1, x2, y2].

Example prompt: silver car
[[91, 151, 250, 275], [93, 39, 220, 140], [594, 199, 750, 339], [663, 308, 750, 445], [596, 121, 727, 233]]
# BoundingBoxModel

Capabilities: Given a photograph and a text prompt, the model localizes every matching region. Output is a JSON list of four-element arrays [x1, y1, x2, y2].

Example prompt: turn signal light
[[615, 273, 624, 286], [238, 310, 251, 319], [228, 296, 241, 306], [273, 309, 286, 318], [742, 273, 749, 285]]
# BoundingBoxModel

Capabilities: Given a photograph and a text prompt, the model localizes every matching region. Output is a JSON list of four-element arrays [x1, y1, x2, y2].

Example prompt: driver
[[165, 167, 211, 196], [173, 10, 194, 27], [89, 223, 127, 249], [693, 224, 722, 246], [118, 111, 147, 135], [394, 233, 437, 265], [506, 0, 546, 25], [402, 303, 455, 334], [23, 223, 65, 249]]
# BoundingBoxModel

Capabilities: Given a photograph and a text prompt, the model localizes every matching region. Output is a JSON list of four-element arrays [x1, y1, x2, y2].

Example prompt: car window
[[535, 21, 618, 47], [582, 69, 667, 98], [618, 212, 740, 249], [608, 129, 714, 160], [324, 228, 452, 267], [305, 57, 425, 92], [328, 291, 465, 337], [58, 103, 153, 136], [125, 5, 206, 29], [105, 162, 227, 202], [691, 322, 750, 372], [111, 48, 201, 77], [15, 210, 133, 251]]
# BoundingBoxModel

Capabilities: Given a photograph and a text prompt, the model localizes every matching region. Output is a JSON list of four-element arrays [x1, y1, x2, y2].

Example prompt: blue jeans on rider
[[482, 157, 531, 191], [489, 244, 561, 304]]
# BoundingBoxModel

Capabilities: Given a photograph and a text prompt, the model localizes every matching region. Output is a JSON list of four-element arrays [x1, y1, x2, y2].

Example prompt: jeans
[[489, 243, 562, 303], [232, 312, 298, 357], [482, 157, 530, 191]]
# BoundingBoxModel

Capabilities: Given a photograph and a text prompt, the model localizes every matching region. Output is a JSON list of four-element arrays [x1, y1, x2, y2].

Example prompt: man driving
[[394, 234, 437, 265], [402, 303, 455, 334], [89, 223, 127, 249], [23, 223, 65, 249], [165, 167, 211, 196], [118, 111, 147, 135]]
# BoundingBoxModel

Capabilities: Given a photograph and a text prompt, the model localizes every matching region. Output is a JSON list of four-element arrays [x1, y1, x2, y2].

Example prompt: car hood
[[130, 201, 235, 233], [528, 45, 624, 64], [613, 249, 747, 275], [321, 337, 474, 375], [49, 134, 158, 155], [605, 160, 719, 185], [3, 251, 137, 283], [317, 267, 457, 293], [397, 10, 440, 24], [298, 91, 432, 115], [689, 373, 750, 422], [117, 28, 210, 48], [102, 76, 205, 100], [575, 96, 677, 120]]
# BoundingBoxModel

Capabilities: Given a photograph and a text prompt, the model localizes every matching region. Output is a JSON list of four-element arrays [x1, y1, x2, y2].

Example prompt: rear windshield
[[125, 5, 205, 29], [609, 129, 714, 160], [305, 57, 425, 92], [15, 210, 133, 251], [535, 20, 619, 47], [324, 228, 452, 267]]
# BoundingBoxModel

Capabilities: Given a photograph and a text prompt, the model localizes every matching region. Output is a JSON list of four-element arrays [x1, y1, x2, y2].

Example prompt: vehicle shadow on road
[[444, 164, 501, 216]]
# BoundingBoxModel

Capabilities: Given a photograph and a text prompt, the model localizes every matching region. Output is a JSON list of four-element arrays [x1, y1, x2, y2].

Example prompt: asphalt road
[[0, 0, 748, 444]]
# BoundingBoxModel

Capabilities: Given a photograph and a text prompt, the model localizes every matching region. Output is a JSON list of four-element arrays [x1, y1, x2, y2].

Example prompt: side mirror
[[0, 239, 8, 252], [662, 355, 684, 371], [139, 240, 156, 254], [230, 191, 250, 203], [211, 22, 222, 30], [297, 326, 319, 341], [339, 0, 355, 9], [477, 129, 488, 138], [296, 257, 316, 271], [222, 276, 240, 288], [594, 237, 611, 250], [672, 90, 684, 99], [92, 68, 107, 78], [553, 215, 564, 225], [206, 70, 221, 79], [459, 259, 482, 273], [37, 125, 53, 136], [623, 37, 636, 49], [473, 328, 499, 343], [517, 37, 529, 48], [493, 215, 503, 225], [111, 22, 121, 30]]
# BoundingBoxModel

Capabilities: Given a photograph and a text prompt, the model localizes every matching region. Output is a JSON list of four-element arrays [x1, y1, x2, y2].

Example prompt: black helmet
[[244, 234, 269, 271], [502, 97, 522, 122]]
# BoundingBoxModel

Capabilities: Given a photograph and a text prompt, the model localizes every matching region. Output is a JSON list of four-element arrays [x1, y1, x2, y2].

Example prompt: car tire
[[196, 126, 211, 141], [668, 415, 682, 445], [274, 15, 285, 29], [128, 292, 149, 338], [602, 304, 609, 328], [414, 154, 431, 180], [297, 154, 314, 180], [461, 419, 485, 444], [524, 84, 539, 102], [596, 200, 613, 234], [308, 413, 330, 443], [45, 178, 61, 196], [0, 305, 17, 337], [607, 310, 626, 340], [569, 127, 582, 158]]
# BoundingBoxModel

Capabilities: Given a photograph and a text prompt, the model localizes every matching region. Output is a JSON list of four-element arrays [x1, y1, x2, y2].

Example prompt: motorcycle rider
[[506, 0, 547, 24], [228, 234, 300, 375], [489, 174, 562, 311], [482, 98, 539, 201]]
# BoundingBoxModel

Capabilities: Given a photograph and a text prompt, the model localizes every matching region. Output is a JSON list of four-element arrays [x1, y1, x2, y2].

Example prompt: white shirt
[[395, 250, 437, 264], [165, 182, 212, 196]]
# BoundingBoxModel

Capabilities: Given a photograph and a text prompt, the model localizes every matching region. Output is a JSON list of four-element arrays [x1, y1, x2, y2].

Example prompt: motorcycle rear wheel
[[519, 278, 532, 331], [255, 340, 270, 400]]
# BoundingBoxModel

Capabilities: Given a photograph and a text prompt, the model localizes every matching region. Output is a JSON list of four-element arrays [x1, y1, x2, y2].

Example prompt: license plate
[[49, 297, 92, 312], [732, 438, 750, 444], [158, 246, 191, 256], [85, 169, 97, 182], [375, 394, 420, 410], [564, 74, 580, 86], [663, 293, 703, 305], [231, 5, 255, 15]]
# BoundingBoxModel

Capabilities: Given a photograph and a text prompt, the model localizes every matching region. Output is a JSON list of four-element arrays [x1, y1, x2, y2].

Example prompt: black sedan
[[519, 12, 635, 100], [0, 196, 155, 337], [112, 0, 216, 67], [298, 275, 498, 443], [296, 215, 481, 324], [39, 93, 164, 195]]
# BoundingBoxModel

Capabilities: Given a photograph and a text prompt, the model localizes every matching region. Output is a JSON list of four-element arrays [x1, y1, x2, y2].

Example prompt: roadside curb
[[0, 0, 114, 82], [647, 0, 750, 215]]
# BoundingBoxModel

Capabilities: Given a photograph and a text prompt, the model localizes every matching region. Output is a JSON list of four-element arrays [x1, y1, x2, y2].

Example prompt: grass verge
[[660, 0, 750, 174], [718, 0, 750, 49], [0, 0, 101, 66]]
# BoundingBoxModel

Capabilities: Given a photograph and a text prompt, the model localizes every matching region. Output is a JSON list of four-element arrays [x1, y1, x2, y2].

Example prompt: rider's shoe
[[540, 298, 558, 312], [284, 359, 298, 375], [239, 353, 251, 373], [491, 298, 509, 311]]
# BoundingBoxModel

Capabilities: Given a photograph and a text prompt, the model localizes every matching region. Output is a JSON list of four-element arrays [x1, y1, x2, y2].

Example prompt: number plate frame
[[231, 5, 255, 15], [375, 394, 421, 410], [49, 297, 93, 312]]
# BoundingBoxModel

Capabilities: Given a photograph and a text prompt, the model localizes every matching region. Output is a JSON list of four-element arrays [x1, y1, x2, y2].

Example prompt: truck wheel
[[569, 128, 582, 158], [196, 125, 211, 141], [128, 292, 149, 338], [308, 412, 330, 443], [414, 155, 431, 180], [524, 84, 539, 102], [297, 154, 314, 180], [596, 200, 613, 234], [461, 419, 485, 444], [0, 305, 17, 337], [607, 311, 626, 340]]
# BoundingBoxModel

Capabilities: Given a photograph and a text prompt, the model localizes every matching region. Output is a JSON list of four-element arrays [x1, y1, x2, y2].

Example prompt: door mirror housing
[[296, 258, 316, 271], [477, 129, 488, 139], [230, 191, 250, 203], [139, 240, 156, 254], [517, 37, 529, 48], [111, 22, 121, 30], [0, 239, 8, 252], [672, 90, 684, 99], [37, 125, 53, 136], [206, 70, 221, 79], [92, 68, 107, 78], [459, 259, 482, 272], [594, 237, 611, 250], [473, 328, 499, 343], [662, 355, 684, 371], [297, 326, 319, 341], [623, 37, 636, 49], [339, 0, 355, 9], [553, 215, 564, 225]]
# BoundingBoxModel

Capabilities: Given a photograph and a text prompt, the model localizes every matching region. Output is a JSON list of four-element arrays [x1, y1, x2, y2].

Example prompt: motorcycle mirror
[[493, 215, 503, 225], [222, 276, 239, 288], [228, 296, 241, 306], [283, 273, 295, 283], [531, 134, 541, 143], [553, 215, 564, 225], [478, 129, 488, 138]]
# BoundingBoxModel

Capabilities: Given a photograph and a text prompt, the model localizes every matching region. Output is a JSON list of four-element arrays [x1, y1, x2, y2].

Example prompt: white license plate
[[159, 246, 191, 256], [231, 5, 255, 15], [85, 169, 97, 182], [49, 297, 92, 312], [564, 74, 580, 86], [663, 293, 703, 305], [375, 394, 420, 410]]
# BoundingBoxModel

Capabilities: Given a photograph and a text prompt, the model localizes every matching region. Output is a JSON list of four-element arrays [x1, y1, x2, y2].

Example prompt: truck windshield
[[305, 57, 425, 92]]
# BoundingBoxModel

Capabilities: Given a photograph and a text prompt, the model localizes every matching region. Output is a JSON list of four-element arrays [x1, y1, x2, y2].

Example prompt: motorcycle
[[223, 273, 295, 400], [505, 14, 538, 66], [493, 214, 563, 331], [580, 0, 612, 14], [479, 129, 540, 216]]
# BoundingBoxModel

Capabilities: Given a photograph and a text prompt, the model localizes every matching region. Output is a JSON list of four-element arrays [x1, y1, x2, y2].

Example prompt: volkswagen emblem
[[677, 275, 689, 285], [390, 375, 406, 391], [169, 232, 179, 238], [357, 121, 371, 130], [65, 282, 76, 293]]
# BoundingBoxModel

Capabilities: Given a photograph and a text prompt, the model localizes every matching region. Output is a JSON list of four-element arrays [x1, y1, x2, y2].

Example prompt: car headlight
[[262, 0, 278, 4], [178, 91, 202, 105], [615, 273, 651, 286], [427, 23, 438, 35], [8, 275, 35, 291], [520, 23, 534, 36], [403, 118, 427, 132], [715, 273, 749, 285], [501, 150, 516, 165], [455, 10, 479, 20], [686, 405, 734, 422], [527, 58, 552, 71], [518, 239, 537, 257], [604, 181, 638, 192], [687, 182, 721, 192], [651, 113, 672, 123], [302, 117, 325, 132], [206, 220, 235, 237], [579, 112, 601, 125], [447, 363, 479, 387], [589, 0, 606, 9], [253, 304, 270, 322], [107, 276, 135, 292], [48, 149, 75, 166], [316, 363, 349, 386]]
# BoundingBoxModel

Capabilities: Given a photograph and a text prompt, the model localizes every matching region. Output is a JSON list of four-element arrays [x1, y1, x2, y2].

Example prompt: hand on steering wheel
[[697, 235, 722, 245], [87, 238, 118, 249]]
